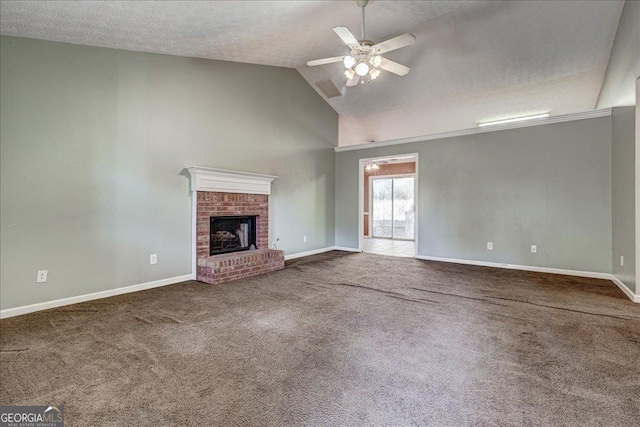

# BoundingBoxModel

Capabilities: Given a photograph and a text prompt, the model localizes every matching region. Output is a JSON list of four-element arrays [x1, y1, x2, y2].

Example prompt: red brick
[[195, 191, 281, 285]]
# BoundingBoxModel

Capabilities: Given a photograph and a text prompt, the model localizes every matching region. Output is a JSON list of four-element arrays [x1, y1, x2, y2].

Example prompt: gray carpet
[[1, 251, 639, 426]]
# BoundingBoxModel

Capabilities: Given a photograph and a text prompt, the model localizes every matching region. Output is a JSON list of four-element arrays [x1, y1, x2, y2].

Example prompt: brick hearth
[[196, 191, 284, 284], [197, 249, 284, 285]]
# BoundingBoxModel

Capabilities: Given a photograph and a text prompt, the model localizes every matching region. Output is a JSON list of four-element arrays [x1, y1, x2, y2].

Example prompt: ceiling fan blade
[[306, 56, 345, 67], [373, 33, 416, 54], [380, 58, 411, 76], [333, 26, 360, 48], [346, 75, 360, 87]]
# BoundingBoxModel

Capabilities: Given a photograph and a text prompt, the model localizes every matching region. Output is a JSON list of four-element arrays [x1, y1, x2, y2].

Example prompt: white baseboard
[[609, 275, 640, 303], [285, 246, 336, 260], [0, 273, 194, 319], [1, 246, 363, 318], [285, 246, 363, 260], [333, 246, 363, 253], [5, 252, 635, 319], [415, 255, 639, 303], [414, 255, 611, 279]]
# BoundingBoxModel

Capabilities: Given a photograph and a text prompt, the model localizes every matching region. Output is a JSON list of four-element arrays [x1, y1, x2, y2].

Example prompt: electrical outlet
[[36, 270, 48, 283], [150, 254, 157, 265], [487, 242, 493, 250], [303, 235, 308, 242], [620, 256, 624, 267], [531, 245, 537, 253]]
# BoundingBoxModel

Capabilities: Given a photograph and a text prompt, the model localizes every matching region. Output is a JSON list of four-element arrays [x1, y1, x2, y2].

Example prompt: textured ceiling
[[0, 1, 625, 146]]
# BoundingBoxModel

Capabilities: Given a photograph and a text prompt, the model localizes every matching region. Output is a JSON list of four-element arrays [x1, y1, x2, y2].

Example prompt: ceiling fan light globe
[[372, 55, 382, 67], [343, 55, 356, 69], [355, 62, 370, 77], [345, 68, 356, 80], [369, 68, 381, 80]]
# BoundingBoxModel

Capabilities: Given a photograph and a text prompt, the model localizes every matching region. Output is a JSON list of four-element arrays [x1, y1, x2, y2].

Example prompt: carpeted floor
[[1, 251, 639, 426]]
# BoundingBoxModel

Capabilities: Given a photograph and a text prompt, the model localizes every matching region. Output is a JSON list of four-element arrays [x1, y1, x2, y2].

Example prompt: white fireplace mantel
[[186, 166, 277, 195]]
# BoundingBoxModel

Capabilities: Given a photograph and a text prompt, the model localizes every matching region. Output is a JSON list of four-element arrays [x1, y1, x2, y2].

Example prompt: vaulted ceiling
[[0, 1, 625, 146]]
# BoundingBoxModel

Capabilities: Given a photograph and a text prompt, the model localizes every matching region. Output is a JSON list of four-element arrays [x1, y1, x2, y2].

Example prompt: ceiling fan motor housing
[[305, 0, 415, 86]]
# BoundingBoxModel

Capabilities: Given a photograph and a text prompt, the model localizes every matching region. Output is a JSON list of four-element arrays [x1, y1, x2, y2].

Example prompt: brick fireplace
[[187, 167, 284, 285]]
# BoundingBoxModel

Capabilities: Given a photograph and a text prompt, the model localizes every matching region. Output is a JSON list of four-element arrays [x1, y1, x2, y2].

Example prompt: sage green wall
[[0, 36, 337, 310], [611, 106, 636, 293], [336, 117, 612, 273]]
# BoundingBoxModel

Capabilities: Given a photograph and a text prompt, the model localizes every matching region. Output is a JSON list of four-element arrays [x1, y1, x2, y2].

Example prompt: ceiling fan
[[306, 0, 416, 87]]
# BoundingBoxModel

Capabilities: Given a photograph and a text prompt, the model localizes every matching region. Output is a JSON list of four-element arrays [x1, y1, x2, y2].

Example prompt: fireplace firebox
[[210, 215, 257, 255]]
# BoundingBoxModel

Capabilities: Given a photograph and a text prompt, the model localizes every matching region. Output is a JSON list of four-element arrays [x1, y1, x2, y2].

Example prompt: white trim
[[415, 255, 611, 278], [284, 246, 336, 260], [636, 79, 640, 303], [5, 252, 634, 319], [610, 276, 640, 303], [415, 255, 639, 303], [191, 192, 198, 278], [0, 274, 194, 319], [358, 153, 419, 255], [479, 113, 550, 128], [334, 246, 363, 252], [414, 156, 419, 253], [335, 108, 612, 152], [285, 246, 362, 260], [185, 166, 277, 195], [359, 159, 365, 247]]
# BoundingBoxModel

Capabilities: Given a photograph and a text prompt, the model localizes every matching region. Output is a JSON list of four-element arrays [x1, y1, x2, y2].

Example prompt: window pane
[[392, 177, 414, 240], [372, 179, 392, 238]]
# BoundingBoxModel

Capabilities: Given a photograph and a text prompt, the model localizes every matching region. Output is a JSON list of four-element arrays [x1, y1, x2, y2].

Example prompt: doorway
[[358, 153, 418, 257]]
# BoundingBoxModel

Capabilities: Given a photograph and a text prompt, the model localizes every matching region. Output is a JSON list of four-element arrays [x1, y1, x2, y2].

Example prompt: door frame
[[358, 153, 419, 255], [369, 173, 416, 240]]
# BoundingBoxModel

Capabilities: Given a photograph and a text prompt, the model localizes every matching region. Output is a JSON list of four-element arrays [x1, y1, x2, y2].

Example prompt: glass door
[[392, 177, 415, 240], [371, 176, 415, 240], [371, 178, 393, 238]]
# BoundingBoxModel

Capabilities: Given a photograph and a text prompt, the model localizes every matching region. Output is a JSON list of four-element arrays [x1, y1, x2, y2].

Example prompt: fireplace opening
[[210, 215, 257, 256]]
